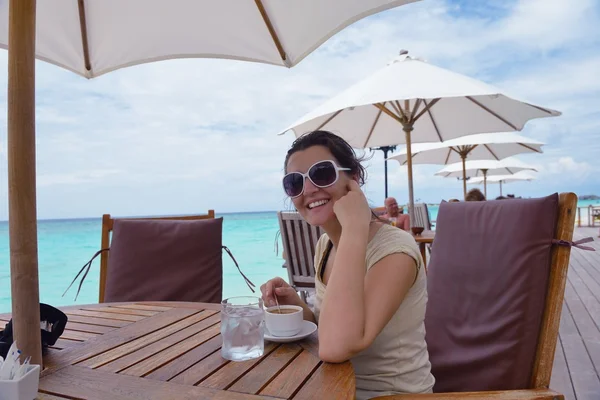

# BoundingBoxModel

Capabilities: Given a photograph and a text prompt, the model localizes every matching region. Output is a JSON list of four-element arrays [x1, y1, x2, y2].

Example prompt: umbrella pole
[[403, 124, 416, 228], [373, 146, 396, 201], [482, 169, 488, 199], [383, 147, 390, 199], [500, 181, 503, 196], [7, 0, 42, 366], [461, 154, 467, 199]]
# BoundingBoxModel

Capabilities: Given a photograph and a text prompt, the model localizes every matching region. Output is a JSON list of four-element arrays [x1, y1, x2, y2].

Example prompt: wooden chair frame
[[413, 203, 432, 230], [98, 210, 215, 303], [376, 193, 577, 400], [277, 211, 324, 302]]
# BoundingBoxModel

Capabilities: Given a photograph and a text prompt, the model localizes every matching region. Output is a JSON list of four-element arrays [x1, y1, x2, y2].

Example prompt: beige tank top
[[313, 224, 435, 399]]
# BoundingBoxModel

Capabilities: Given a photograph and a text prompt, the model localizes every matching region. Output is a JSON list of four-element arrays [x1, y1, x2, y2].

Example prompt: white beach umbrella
[[1, 0, 420, 365], [278, 51, 560, 225], [468, 171, 537, 197], [0, 0, 420, 78], [388, 132, 544, 199], [435, 157, 538, 198]]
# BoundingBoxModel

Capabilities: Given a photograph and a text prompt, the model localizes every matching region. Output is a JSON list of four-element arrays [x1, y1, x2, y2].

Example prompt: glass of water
[[221, 296, 265, 361]]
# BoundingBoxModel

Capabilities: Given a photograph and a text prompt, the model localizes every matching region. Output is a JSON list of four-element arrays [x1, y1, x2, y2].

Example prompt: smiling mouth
[[307, 199, 329, 209]]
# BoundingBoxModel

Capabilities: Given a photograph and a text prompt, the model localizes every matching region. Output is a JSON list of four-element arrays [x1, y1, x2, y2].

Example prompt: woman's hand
[[260, 277, 317, 323], [333, 180, 372, 231], [260, 277, 301, 308]]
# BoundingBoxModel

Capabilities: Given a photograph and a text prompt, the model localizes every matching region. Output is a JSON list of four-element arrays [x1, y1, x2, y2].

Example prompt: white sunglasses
[[283, 160, 351, 198]]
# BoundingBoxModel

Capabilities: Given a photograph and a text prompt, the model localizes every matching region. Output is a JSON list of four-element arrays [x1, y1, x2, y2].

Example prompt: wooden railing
[[576, 205, 600, 227]]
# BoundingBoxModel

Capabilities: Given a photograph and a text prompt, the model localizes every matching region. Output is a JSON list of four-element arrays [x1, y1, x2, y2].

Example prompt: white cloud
[[542, 156, 594, 178]]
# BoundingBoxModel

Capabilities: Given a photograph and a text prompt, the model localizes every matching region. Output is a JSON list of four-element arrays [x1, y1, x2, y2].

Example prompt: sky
[[0, 0, 599, 220]]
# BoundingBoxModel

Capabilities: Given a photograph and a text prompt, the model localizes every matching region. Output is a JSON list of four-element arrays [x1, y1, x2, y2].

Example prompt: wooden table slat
[[63, 321, 116, 334], [120, 321, 221, 377], [67, 309, 145, 322], [59, 329, 99, 341], [141, 301, 222, 311], [65, 313, 131, 327], [49, 338, 82, 350], [292, 361, 356, 400], [80, 306, 158, 317], [39, 365, 279, 400], [199, 342, 279, 390], [77, 309, 213, 368], [99, 312, 220, 374], [43, 307, 199, 371], [259, 349, 321, 399], [229, 344, 303, 395], [146, 335, 223, 382], [110, 304, 173, 312], [169, 345, 229, 385]]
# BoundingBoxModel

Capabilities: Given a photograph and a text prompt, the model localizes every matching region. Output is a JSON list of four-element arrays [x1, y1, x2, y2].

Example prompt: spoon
[[274, 293, 282, 313]]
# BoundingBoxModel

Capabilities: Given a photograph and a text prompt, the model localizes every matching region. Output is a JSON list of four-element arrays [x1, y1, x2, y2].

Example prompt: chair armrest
[[373, 388, 563, 400]]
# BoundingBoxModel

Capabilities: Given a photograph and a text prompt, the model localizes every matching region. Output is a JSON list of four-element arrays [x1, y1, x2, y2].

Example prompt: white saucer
[[264, 321, 317, 343]]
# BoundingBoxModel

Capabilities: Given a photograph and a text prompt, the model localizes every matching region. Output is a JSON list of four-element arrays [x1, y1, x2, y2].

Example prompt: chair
[[99, 210, 219, 303], [277, 211, 325, 302], [412, 203, 432, 230], [375, 193, 582, 399]]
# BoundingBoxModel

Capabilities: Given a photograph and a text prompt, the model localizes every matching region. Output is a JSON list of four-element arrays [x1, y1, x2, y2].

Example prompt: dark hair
[[284, 130, 367, 185], [465, 188, 486, 202]]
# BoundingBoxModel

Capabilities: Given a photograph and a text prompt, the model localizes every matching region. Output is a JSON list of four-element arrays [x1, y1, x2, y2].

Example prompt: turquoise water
[[0, 199, 598, 313]]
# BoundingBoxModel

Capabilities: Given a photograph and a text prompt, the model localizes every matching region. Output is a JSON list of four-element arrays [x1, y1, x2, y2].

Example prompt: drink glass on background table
[[221, 296, 265, 361]]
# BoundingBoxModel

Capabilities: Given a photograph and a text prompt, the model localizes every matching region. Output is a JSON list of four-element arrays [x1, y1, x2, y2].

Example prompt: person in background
[[465, 188, 486, 202], [382, 197, 410, 231]]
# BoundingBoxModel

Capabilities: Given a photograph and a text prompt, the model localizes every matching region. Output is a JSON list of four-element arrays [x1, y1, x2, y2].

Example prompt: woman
[[261, 131, 435, 399]]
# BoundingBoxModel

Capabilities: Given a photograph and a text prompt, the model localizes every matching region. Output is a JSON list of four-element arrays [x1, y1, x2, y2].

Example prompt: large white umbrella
[[469, 171, 537, 197], [0, 0, 420, 78], [1, 0, 419, 365], [278, 51, 560, 225], [388, 132, 544, 199], [435, 157, 538, 198]]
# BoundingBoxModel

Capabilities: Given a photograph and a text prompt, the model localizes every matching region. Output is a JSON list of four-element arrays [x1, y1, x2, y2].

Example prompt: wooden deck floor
[[550, 227, 600, 400]]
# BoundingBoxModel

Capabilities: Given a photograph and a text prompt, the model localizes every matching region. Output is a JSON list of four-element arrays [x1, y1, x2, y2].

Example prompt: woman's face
[[285, 145, 354, 227]]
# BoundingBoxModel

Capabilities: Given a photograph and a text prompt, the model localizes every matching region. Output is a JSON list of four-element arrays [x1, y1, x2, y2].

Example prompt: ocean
[[1, 199, 598, 313]]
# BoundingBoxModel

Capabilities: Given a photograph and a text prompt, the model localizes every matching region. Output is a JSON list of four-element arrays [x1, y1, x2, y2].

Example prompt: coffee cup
[[264, 305, 303, 337]]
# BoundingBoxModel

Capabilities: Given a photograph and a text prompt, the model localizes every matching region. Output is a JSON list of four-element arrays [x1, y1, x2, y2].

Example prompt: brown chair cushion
[[104, 217, 223, 303], [424, 193, 559, 392]]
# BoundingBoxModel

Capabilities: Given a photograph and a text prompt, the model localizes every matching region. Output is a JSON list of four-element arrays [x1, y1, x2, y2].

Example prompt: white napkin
[[0, 342, 31, 381]]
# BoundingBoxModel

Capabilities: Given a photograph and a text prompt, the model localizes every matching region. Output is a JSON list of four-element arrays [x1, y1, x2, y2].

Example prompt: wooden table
[[412, 230, 435, 269], [0, 302, 355, 399]]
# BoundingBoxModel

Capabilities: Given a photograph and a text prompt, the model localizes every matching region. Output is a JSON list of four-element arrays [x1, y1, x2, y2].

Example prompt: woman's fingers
[[260, 277, 297, 307], [275, 286, 296, 297]]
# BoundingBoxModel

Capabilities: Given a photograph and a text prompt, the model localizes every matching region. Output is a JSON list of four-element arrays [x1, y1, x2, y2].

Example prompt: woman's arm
[[317, 230, 417, 363]]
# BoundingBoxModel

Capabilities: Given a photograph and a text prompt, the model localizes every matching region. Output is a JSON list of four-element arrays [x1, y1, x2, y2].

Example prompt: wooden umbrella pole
[[7, 0, 42, 366], [482, 169, 488, 199], [461, 154, 467, 199], [403, 124, 416, 228]]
